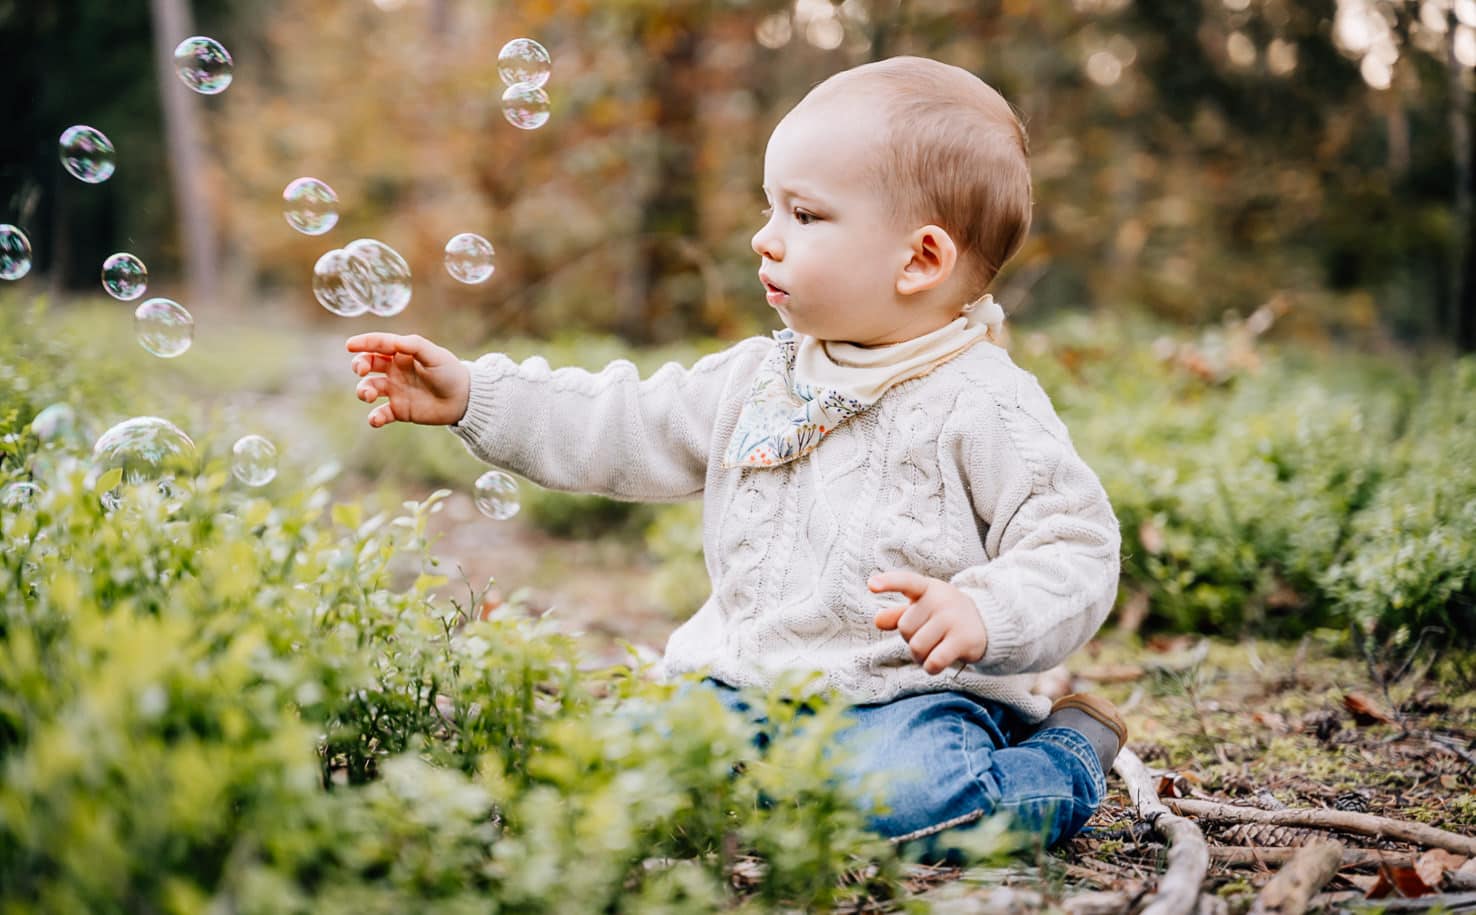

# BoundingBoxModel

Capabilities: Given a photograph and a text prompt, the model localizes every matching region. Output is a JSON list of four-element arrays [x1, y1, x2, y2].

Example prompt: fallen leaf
[[1343, 691, 1395, 726], [1415, 849, 1469, 890], [1367, 864, 1438, 899], [1157, 774, 1181, 798]]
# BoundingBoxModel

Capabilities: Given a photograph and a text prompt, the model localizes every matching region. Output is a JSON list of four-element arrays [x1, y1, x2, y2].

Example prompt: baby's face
[[751, 96, 922, 346]]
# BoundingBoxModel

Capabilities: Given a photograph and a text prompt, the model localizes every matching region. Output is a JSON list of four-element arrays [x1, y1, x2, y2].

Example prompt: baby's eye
[[794, 209, 818, 225]]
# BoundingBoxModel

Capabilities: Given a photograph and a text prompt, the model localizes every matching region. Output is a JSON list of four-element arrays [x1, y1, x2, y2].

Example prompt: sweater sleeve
[[448, 336, 772, 502], [947, 374, 1122, 675]]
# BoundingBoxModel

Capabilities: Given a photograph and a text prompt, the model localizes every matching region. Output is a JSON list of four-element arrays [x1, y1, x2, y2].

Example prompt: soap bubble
[[345, 238, 412, 316], [1, 481, 41, 507], [91, 416, 198, 510], [313, 248, 373, 316], [445, 233, 495, 284], [283, 177, 339, 235], [173, 36, 234, 94], [474, 470, 521, 520], [498, 38, 552, 88], [0, 225, 32, 280], [102, 252, 148, 301], [501, 84, 551, 130], [231, 434, 278, 486], [59, 125, 116, 184], [32, 403, 79, 444], [134, 298, 195, 358]]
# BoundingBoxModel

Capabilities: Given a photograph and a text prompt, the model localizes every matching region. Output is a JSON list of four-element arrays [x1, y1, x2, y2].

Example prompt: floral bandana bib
[[723, 295, 1004, 469]]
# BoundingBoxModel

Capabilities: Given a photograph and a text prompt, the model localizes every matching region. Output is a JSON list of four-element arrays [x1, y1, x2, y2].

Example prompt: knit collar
[[723, 296, 1003, 469]]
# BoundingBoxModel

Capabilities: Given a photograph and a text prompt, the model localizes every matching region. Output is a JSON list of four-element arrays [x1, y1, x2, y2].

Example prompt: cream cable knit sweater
[[451, 336, 1121, 722]]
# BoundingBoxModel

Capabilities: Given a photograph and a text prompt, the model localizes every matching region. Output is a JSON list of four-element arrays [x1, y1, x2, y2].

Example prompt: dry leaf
[[1366, 864, 1438, 899], [1157, 774, 1181, 798], [1415, 849, 1469, 890], [1343, 691, 1395, 726]]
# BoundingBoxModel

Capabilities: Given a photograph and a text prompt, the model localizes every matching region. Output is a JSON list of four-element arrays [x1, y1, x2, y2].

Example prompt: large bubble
[[501, 84, 550, 130], [91, 416, 198, 510], [312, 248, 373, 316], [498, 38, 552, 89], [134, 298, 195, 358], [173, 36, 234, 95], [283, 177, 339, 236], [102, 252, 148, 301], [473, 470, 520, 520], [444, 233, 495, 284], [0, 224, 32, 281], [345, 238, 412, 316], [59, 125, 116, 184], [231, 434, 278, 487]]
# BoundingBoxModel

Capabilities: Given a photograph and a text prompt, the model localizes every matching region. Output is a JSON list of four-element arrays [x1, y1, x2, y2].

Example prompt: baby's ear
[[896, 224, 958, 296]]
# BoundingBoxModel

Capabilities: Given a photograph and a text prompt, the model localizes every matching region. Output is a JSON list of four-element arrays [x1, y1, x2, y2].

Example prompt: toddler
[[347, 56, 1124, 854]]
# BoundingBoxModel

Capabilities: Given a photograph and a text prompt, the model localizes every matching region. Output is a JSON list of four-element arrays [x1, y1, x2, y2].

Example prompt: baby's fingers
[[356, 375, 391, 403], [347, 332, 446, 364], [367, 402, 398, 428], [351, 353, 392, 377]]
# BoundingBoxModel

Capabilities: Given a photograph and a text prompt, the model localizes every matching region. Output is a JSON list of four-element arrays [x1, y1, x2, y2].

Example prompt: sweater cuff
[[448, 356, 517, 450], [959, 585, 1027, 675]]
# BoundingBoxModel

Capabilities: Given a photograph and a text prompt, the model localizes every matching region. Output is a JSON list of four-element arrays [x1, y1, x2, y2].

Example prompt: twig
[[1166, 798, 1476, 857], [1114, 748, 1210, 915], [1208, 846, 1412, 869], [1340, 890, 1476, 912], [1247, 839, 1343, 915]]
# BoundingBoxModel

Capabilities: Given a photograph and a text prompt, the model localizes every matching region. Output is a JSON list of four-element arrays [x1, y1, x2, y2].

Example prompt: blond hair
[[806, 57, 1032, 299]]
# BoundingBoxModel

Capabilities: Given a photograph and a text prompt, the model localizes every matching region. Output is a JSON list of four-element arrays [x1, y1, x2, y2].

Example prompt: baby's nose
[[751, 225, 782, 260]]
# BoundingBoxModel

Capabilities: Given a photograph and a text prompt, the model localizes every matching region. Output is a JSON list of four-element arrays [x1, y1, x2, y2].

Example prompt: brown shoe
[[1043, 693, 1128, 771]]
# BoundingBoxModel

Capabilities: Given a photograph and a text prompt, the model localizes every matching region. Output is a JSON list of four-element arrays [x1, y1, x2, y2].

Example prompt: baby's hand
[[346, 333, 472, 428], [870, 571, 988, 675]]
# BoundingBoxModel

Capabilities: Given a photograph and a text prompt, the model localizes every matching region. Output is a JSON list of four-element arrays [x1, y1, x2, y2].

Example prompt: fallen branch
[[1114, 748, 1210, 915], [1248, 839, 1343, 915], [1339, 890, 1476, 912], [1209, 846, 1412, 869], [1166, 798, 1476, 857]]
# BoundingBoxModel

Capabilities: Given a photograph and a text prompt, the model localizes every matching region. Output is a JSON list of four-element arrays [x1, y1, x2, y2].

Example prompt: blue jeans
[[699, 678, 1105, 858]]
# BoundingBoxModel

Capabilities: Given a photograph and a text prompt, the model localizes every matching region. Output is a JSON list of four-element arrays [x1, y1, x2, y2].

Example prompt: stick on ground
[[1247, 839, 1343, 915], [1114, 748, 1210, 915], [1166, 798, 1476, 857]]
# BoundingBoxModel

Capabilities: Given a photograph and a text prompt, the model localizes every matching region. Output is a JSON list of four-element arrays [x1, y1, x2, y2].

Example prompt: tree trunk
[[148, 0, 219, 309], [1448, 12, 1475, 351]]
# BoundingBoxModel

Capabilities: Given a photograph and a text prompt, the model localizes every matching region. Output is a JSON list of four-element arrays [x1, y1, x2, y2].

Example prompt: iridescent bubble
[[231, 434, 278, 487], [90, 416, 197, 510], [283, 177, 339, 236], [1, 481, 41, 507], [501, 84, 550, 130], [312, 248, 372, 316], [101, 252, 148, 301], [173, 36, 234, 95], [0, 225, 32, 280], [32, 403, 79, 444], [345, 238, 412, 316], [59, 125, 116, 184], [498, 38, 552, 89], [444, 233, 495, 284], [134, 298, 195, 358], [474, 470, 521, 520]]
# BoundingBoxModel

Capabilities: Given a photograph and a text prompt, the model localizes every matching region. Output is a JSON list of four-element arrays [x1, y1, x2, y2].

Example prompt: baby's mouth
[[760, 275, 789, 306]]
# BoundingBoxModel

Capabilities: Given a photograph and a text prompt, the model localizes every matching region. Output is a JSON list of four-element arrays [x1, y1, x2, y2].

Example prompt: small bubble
[[313, 248, 373, 316], [501, 84, 550, 130], [59, 125, 116, 184], [231, 434, 278, 486], [173, 36, 234, 95], [1, 481, 41, 507], [283, 177, 339, 235], [444, 233, 495, 284], [134, 298, 195, 358], [498, 38, 552, 89], [102, 252, 148, 301], [474, 470, 521, 520], [32, 403, 79, 444], [345, 238, 412, 316], [0, 224, 32, 281]]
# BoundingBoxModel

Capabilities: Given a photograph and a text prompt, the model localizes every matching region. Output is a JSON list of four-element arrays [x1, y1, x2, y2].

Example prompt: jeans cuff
[[1030, 726, 1108, 801]]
